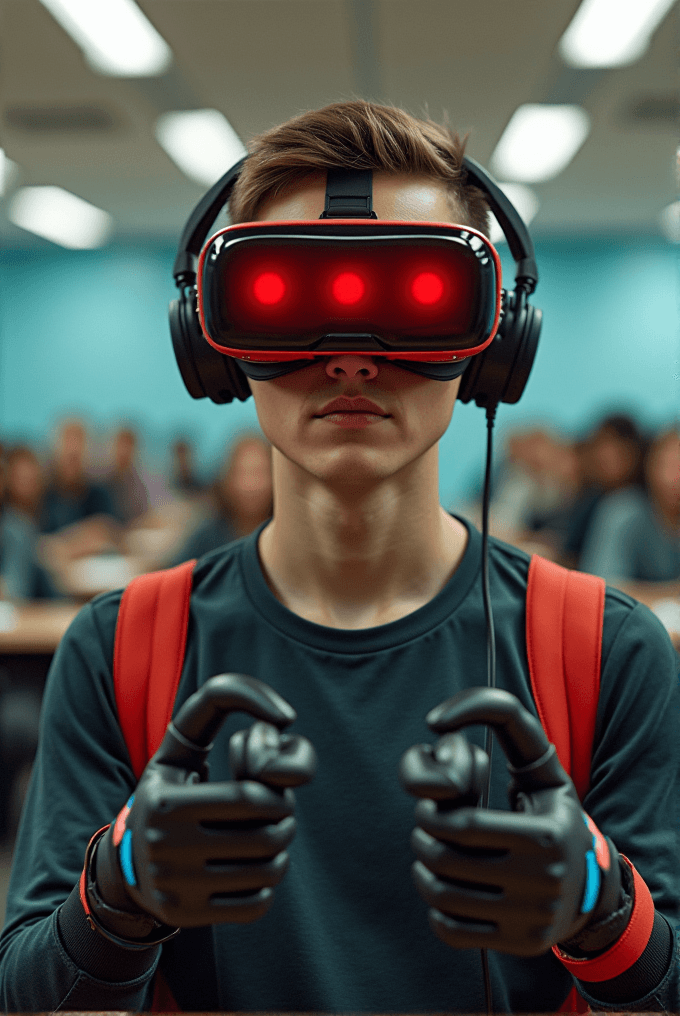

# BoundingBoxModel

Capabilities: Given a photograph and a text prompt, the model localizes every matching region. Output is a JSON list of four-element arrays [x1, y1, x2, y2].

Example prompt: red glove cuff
[[552, 856, 655, 983], [78, 824, 112, 919]]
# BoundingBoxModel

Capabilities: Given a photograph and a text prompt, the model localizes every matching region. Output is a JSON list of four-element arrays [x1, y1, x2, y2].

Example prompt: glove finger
[[425, 687, 550, 770], [151, 779, 295, 823], [155, 887, 275, 927], [413, 860, 502, 920], [229, 724, 317, 788], [173, 673, 297, 749], [414, 798, 558, 856], [427, 909, 549, 957], [148, 815, 297, 861], [413, 861, 558, 937], [410, 827, 563, 901], [153, 851, 290, 894], [399, 737, 488, 803]]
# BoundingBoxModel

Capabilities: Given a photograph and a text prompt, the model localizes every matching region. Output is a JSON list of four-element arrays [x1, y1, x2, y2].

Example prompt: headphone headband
[[172, 155, 538, 295]]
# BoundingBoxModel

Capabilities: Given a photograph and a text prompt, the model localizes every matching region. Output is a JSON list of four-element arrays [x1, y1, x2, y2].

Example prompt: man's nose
[[325, 355, 379, 380]]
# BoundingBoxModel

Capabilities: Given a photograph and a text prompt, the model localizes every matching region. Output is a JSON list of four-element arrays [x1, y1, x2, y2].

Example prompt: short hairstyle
[[228, 99, 490, 236]]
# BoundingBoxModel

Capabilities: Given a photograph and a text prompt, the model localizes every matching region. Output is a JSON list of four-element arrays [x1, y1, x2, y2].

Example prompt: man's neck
[[257, 448, 468, 630]]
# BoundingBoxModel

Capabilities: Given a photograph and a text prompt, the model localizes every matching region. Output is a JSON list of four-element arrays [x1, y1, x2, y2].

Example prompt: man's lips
[[314, 396, 390, 417]]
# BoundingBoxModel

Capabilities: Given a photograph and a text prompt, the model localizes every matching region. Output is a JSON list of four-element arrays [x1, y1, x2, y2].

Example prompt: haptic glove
[[88, 673, 316, 939], [400, 687, 629, 958]]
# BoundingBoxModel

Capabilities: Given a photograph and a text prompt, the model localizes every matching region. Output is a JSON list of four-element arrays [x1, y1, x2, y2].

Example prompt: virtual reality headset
[[197, 219, 502, 364], [170, 159, 542, 408]]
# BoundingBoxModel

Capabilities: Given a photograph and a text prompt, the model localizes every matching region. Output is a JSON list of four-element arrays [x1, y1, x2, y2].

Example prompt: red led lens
[[253, 272, 286, 305], [332, 272, 365, 305], [411, 271, 444, 305]]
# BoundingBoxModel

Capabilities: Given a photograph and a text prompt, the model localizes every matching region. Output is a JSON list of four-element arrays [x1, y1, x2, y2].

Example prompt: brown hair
[[229, 99, 490, 235]]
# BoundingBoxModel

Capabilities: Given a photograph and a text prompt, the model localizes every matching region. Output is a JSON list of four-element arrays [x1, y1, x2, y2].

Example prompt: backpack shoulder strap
[[526, 555, 605, 801], [113, 559, 196, 780]]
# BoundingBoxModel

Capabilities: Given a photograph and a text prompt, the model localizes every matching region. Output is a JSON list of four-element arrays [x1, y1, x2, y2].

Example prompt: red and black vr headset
[[197, 219, 501, 363], [170, 158, 542, 409]]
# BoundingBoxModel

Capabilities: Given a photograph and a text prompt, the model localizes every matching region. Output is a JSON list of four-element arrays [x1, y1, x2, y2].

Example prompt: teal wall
[[0, 236, 677, 505]]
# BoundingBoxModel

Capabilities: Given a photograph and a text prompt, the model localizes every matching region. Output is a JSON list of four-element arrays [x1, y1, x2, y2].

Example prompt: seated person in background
[[579, 427, 679, 601], [562, 413, 646, 569], [41, 419, 119, 533], [0, 446, 58, 600], [169, 438, 204, 496], [487, 426, 579, 557], [103, 427, 150, 526], [169, 433, 272, 565]]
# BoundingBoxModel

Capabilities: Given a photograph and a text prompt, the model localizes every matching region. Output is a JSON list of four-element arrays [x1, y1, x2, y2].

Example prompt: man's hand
[[400, 687, 627, 958], [90, 673, 316, 932]]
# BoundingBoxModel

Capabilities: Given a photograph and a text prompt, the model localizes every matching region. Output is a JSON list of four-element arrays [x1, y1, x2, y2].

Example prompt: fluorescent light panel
[[659, 201, 680, 243], [0, 149, 20, 196], [39, 0, 172, 76], [8, 186, 112, 248], [156, 110, 248, 187], [488, 184, 540, 246], [559, 0, 677, 68], [491, 104, 591, 183]]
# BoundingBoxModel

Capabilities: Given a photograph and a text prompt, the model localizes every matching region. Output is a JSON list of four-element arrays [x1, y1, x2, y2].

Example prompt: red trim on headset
[[196, 219, 502, 363]]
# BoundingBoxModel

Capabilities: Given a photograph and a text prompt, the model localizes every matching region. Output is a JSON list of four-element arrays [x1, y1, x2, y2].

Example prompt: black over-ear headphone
[[169, 156, 542, 410]]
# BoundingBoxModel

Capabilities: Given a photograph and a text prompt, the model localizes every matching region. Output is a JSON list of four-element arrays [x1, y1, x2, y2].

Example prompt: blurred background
[[0, 0, 678, 908]]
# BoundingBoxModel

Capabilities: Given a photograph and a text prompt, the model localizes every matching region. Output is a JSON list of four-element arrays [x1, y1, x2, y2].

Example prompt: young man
[[1, 101, 679, 1013]]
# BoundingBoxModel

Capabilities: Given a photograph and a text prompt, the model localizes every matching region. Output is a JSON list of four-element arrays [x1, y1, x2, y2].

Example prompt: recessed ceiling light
[[491, 105, 591, 183], [488, 184, 540, 246], [155, 110, 248, 187], [8, 186, 112, 248], [558, 0, 677, 68], [659, 201, 680, 243], [38, 0, 172, 77], [0, 150, 20, 196]]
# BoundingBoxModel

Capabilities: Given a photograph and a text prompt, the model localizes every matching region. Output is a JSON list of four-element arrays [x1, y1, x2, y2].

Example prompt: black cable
[[479, 400, 498, 1016]]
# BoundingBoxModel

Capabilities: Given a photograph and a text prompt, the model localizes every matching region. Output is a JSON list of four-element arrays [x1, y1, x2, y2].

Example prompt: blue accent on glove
[[126, 794, 135, 809], [580, 811, 602, 914], [119, 829, 137, 887]]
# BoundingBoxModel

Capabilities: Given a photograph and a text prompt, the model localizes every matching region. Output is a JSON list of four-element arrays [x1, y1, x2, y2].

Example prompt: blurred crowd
[[0, 419, 273, 604], [471, 413, 680, 613], [0, 412, 678, 607]]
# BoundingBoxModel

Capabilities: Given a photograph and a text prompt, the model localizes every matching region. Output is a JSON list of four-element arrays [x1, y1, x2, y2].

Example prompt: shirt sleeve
[[572, 596, 680, 1009], [0, 594, 160, 1012]]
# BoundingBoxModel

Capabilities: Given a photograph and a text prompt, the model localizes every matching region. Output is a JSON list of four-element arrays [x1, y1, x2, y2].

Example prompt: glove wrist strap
[[553, 857, 655, 982], [80, 826, 180, 951]]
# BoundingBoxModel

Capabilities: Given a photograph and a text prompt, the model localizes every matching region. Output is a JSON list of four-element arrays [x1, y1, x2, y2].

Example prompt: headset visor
[[198, 221, 502, 362]]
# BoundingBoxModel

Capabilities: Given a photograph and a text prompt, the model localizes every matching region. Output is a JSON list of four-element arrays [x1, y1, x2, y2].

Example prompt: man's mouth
[[314, 396, 390, 417]]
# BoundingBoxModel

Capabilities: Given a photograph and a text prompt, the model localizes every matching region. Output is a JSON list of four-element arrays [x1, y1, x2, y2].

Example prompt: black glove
[[400, 687, 629, 958], [87, 673, 316, 940]]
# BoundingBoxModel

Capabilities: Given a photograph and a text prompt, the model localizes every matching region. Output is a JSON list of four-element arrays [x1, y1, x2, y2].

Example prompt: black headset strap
[[172, 155, 249, 281], [172, 154, 538, 293], [462, 157, 537, 293]]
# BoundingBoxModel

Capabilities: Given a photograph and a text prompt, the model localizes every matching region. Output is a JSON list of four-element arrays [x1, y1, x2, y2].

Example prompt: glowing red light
[[412, 272, 444, 305], [332, 272, 365, 305], [253, 272, 286, 305]]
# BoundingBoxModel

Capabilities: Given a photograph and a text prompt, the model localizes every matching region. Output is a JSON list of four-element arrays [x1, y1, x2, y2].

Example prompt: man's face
[[247, 172, 465, 493]]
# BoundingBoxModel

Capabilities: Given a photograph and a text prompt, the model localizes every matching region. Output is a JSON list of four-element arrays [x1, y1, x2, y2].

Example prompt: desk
[[0, 601, 81, 655]]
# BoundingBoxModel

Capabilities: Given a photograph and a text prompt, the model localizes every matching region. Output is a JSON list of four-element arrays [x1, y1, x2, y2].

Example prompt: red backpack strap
[[527, 556, 604, 1015], [526, 555, 605, 801], [113, 558, 196, 1014], [113, 559, 196, 780]]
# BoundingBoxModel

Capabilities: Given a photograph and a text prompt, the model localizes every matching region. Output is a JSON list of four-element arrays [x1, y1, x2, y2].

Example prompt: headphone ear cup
[[169, 287, 251, 405], [457, 290, 541, 408]]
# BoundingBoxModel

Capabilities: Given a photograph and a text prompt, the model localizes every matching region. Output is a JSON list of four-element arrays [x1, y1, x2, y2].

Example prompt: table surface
[[0, 601, 81, 655]]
